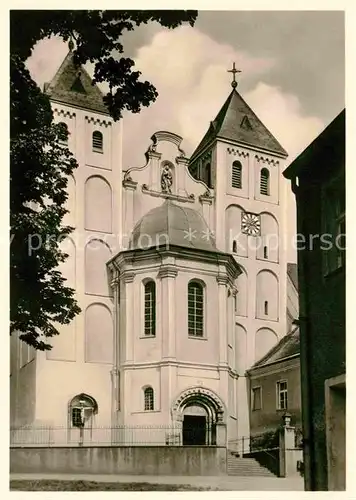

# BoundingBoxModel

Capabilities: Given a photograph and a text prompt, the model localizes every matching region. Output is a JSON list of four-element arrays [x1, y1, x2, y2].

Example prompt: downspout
[[292, 178, 315, 490], [110, 262, 120, 433]]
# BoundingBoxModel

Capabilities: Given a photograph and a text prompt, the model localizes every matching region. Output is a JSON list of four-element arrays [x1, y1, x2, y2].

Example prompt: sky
[[26, 10, 345, 262]]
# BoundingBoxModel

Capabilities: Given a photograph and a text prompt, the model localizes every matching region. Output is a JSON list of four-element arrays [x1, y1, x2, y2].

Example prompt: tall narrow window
[[264, 301, 269, 315], [277, 381, 288, 410], [188, 281, 204, 337], [263, 245, 268, 259], [260, 168, 270, 195], [232, 161, 242, 189], [92, 131, 103, 152], [252, 387, 262, 411], [232, 240, 237, 253], [144, 281, 156, 336], [58, 122, 68, 145], [144, 387, 154, 411]]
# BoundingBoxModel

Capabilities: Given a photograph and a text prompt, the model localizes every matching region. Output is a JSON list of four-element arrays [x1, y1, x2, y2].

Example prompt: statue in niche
[[161, 164, 173, 194]]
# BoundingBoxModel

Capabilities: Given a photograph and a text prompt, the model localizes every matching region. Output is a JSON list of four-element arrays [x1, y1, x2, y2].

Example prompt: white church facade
[[10, 49, 298, 449]]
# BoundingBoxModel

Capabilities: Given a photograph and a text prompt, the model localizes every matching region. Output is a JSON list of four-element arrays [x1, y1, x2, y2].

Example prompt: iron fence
[[229, 430, 280, 456], [10, 424, 184, 447], [10, 424, 219, 448]]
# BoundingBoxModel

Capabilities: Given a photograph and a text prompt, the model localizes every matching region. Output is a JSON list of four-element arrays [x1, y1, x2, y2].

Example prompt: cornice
[[120, 271, 135, 284], [255, 154, 280, 167], [216, 274, 229, 286], [141, 184, 195, 203], [157, 265, 178, 279], [227, 147, 249, 158], [53, 107, 76, 119], [122, 177, 138, 191], [85, 115, 112, 127]]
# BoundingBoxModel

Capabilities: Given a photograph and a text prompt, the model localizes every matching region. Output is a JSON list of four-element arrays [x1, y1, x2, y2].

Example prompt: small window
[[277, 381, 288, 410], [252, 387, 262, 411], [144, 281, 156, 336], [264, 301, 268, 315], [92, 131, 103, 152], [188, 281, 204, 337], [232, 240, 237, 253], [58, 122, 68, 145], [232, 161, 242, 189], [69, 393, 98, 428], [144, 387, 154, 411], [263, 246, 268, 259], [260, 168, 270, 195]]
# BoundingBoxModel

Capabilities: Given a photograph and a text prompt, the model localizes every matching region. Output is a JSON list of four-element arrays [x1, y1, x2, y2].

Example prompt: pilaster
[[158, 264, 178, 360], [122, 176, 137, 247], [120, 271, 135, 363], [175, 156, 190, 196], [158, 263, 178, 416]]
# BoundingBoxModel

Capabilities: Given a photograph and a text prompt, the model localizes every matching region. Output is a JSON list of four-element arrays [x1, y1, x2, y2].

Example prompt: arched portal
[[171, 387, 226, 446]]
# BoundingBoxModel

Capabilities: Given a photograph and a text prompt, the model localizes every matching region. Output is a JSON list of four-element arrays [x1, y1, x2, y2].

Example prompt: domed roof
[[129, 200, 216, 252]]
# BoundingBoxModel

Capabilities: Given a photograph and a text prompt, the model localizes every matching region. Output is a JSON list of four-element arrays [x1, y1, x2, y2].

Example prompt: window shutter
[[232, 161, 242, 189], [92, 131, 103, 151]]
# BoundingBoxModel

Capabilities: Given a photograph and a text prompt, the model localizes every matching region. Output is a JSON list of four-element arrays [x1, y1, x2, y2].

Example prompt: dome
[[129, 200, 216, 252]]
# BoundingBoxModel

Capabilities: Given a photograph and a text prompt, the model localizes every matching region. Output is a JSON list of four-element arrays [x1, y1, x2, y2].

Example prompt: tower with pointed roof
[[10, 45, 123, 434], [188, 67, 289, 441]]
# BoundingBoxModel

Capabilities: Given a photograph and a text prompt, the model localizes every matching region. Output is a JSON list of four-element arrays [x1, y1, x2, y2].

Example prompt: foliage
[[10, 480, 216, 491], [250, 430, 279, 451], [10, 10, 198, 350]]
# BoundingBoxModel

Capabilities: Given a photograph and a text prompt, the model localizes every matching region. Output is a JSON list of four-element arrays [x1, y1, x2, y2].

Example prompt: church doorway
[[183, 415, 206, 445], [172, 387, 225, 446], [181, 403, 215, 445]]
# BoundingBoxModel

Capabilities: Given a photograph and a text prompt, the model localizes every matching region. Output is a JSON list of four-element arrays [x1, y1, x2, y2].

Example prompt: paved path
[[11, 473, 304, 491]]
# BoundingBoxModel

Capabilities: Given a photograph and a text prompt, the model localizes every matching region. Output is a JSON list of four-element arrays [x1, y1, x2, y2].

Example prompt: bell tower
[[189, 64, 289, 442]]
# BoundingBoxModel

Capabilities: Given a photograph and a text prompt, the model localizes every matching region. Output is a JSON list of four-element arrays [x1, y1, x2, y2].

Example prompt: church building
[[10, 50, 298, 450]]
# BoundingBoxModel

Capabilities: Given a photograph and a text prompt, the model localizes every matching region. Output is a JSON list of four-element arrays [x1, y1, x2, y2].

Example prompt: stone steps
[[227, 456, 277, 477]]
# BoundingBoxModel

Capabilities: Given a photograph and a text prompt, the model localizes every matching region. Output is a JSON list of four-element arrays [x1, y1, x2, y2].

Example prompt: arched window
[[232, 161, 242, 189], [144, 387, 154, 411], [188, 281, 204, 337], [264, 301, 269, 315], [144, 281, 156, 336], [58, 122, 68, 145], [92, 130, 103, 152], [260, 168, 270, 195], [69, 393, 98, 428], [232, 240, 237, 253]]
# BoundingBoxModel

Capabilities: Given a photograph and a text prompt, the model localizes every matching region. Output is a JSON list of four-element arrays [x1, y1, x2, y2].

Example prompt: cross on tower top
[[227, 62, 241, 88]]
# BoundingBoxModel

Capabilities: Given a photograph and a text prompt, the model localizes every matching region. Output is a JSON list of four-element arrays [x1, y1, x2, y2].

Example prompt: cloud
[[123, 26, 324, 170], [244, 82, 324, 162], [26, 36, 69, 90], [26, 26, 325, 263], [124, 26, 277, 167]]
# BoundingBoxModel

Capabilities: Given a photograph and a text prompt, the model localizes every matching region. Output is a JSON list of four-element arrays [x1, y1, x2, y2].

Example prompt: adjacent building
[[247, 326, 301, 443], [283, 109, 346, 490]]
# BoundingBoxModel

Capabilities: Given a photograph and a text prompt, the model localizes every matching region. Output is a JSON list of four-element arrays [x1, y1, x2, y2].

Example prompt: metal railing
[[229, 430, 280, 456], [10, 424, 183, 447], [10, 424, 218, 448]]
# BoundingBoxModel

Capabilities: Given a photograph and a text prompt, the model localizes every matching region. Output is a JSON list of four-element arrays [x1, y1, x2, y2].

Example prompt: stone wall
[[10, 446, 227, 476]]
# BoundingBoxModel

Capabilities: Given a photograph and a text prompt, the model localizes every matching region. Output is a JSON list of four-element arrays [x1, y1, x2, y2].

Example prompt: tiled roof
[[44, 51, 108, 115], [287, 263, 298, 291], [129, 200, 216, 252], [251, 327, 300, 369], [190, 89, 288, 161]]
